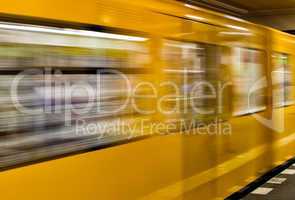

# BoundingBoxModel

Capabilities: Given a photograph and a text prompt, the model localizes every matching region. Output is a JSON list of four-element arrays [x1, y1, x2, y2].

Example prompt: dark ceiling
[[181, 0, 295, 31], [219, 0, 295, 11]]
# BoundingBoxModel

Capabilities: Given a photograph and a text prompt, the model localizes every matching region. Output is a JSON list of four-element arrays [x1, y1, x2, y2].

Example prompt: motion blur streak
[[0, 21, 151, 168]]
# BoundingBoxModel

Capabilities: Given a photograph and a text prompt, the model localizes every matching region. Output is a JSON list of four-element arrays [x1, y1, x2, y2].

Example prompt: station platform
[[227, 159, 295, 200], [244, 163, 295, 200]]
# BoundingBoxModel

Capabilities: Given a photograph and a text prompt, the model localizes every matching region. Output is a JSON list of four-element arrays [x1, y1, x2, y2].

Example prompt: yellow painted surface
[[0, 0, 294, 200]]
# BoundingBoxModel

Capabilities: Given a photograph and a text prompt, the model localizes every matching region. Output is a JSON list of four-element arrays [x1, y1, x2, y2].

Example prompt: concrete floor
[[243, 164, 295, 200]]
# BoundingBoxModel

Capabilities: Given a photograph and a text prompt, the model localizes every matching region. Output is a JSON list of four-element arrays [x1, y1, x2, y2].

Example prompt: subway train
[[0, 0, 294, 199]]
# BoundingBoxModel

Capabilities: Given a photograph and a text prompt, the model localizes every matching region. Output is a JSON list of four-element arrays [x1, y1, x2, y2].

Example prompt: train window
[[161, 40, 228, 129], [162, 40, 203, 126], [272, 53, 293, 107], [231, 47, 266, 116], [0, 22, 151, 168]]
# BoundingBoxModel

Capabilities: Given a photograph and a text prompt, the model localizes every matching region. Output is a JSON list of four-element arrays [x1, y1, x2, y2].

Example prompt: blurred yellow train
[[0, 0, 294, 199]]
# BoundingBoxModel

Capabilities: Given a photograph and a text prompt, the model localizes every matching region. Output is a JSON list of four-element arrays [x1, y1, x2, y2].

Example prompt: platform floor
[[243, 164, 295, 200]]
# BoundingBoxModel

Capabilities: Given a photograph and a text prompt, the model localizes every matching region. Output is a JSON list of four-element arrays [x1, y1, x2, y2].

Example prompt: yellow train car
[[0, 0, 293, 200]]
